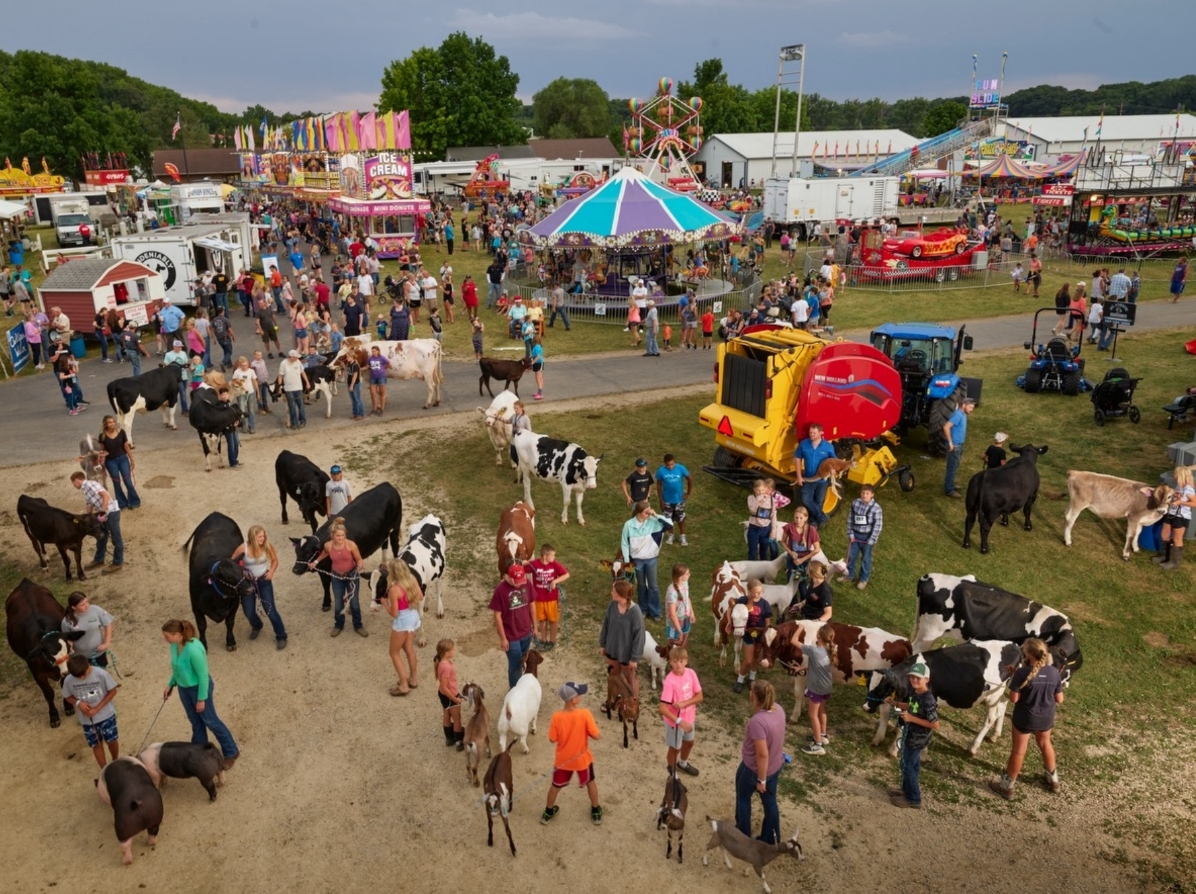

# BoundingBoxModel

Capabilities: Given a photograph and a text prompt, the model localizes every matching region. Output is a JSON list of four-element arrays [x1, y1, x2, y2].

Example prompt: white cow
[[1062, 471, 1175, 560], [478, 391, 520, 466], [511, 430, 601, 525], [333, 337, 443, 409]]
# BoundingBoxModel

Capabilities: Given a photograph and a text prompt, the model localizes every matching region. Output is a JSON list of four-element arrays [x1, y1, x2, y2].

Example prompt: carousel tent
[[522, 166, 738, 249], [1038, 150, 1088, 178], [965, 154, 1042, 179]]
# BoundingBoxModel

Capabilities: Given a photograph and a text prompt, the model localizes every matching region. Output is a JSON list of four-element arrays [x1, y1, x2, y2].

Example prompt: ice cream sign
[[365, 152, 412, 199]]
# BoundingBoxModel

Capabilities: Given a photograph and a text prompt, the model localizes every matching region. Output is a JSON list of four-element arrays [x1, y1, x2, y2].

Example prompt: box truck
[[109, 223, 246, 306]]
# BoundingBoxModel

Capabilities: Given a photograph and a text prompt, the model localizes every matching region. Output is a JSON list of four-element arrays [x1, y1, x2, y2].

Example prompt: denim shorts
[[392, 608, 421, 633], [83, 714, 119, 746]]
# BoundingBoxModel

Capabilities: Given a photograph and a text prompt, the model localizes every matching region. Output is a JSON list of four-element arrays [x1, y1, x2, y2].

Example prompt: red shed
[[38, 258, 166, 332]]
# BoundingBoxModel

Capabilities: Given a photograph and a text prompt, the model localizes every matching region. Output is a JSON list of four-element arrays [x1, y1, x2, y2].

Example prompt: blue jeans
[[645, 327, 659, 355], [944, 445, 964, 494], [226, 428, 240, 466], [214, 292, 229, 314], [94, 328, 109, 361], [104, 454, 141, 509], [549, 306, 571, 329], [330, 575, 361, 630], [178, 378, 190, 414], [487, 281, 501, 308], [271, 287, 285, 314], [636, 555, 661, 619], [349, 381, 364, 417], [900, 737, 924, 805], [505, 633, 533, 689], [203, 333, 212, 368], [177, 679, 239, 759], [236, 394, 256, 433], [847, 541, 874, 582], [257, 382, 270, 409], [735, 761, 780, 844], [242, 578, 287, 641], [747, 524, 772, 561], [93, 510, 123, 566], [801, 479, 829, 527], [284, 390, 305, 427], [128, 350, 142, 376], [218, 339, 233, 368], [64, 378, 79, 411], [1099, 323, 1115, 350]]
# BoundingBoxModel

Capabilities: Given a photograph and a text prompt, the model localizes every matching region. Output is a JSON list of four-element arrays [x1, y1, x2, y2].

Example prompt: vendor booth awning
[[194, 236, 239, 252], [0, 199, 28, 219]]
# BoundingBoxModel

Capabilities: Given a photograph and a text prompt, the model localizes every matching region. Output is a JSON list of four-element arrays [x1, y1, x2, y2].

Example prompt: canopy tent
[[0, 199, 28, 219], [964, 154, 1042, 179], [1038, 150, 1088, 178], [905, 169, 950, 179], [520, 166, 738, 249]]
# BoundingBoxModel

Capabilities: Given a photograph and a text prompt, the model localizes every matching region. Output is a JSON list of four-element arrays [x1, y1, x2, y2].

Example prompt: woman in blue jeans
[[97, 416, 141, 509], [231, 526, 287, 650], [735, 680, 785, 844], [160, 619, 240, 767]]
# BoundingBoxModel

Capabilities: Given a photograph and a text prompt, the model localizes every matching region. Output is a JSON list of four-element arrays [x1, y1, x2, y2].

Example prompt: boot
[[443, 725, 456, 747], [1044, 769, 1061, 794], [988, 774, 1015, 800], [1160, 546, 1184, 570], [1152, 544, 1171, 564], [454, 729, 465, 751]]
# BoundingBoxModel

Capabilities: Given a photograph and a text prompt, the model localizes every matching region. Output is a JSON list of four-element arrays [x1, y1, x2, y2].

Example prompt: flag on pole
[[395, 111, 411, 150], [346, 112, 361, 151], [260, 115, 269, 137], [171, 113, 181, 141], [887, 140, 892, 155], [360, 111, 377, 150], [812, 141, 819, 157], [1000, 51, 1008, 81], [247, 123, 255, 153], [971, 54, 978, 85], [234, 128, 243, 150], [834, 141, 839, 157], [1095, 106, 1104, 139], [1176, 104, 1182, 133]]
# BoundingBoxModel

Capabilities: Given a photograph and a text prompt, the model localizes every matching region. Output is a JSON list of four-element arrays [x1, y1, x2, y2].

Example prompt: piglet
[[95, 756, 164, 866], [138, 742, 227, 801]]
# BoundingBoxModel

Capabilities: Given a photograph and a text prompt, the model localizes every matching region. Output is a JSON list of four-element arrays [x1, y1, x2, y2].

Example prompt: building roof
[[445, 145, 537, 162], [41, 259, 156, 292], [153, 149, 241, 177], [704, 130, 919, 161], [1004, 114, 1196, 144], [528, 137, 620, 160]]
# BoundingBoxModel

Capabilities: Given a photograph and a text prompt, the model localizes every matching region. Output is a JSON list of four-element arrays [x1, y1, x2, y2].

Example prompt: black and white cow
[[5, 578, 85, 727], [107, 364, 186, 443], [275, 450, 330, 532], [17, 494, 105, 581], [188, 389, 244, 472], [511, 430, 601, 525], [290, 482, 403, 611], [912, 573, 1083, 683], [362, 514, 447, 648], [963, 443, 1049, 554], [864, 640, 1022, 757], [182, 512, 256, 651], [269, 364, 336, 418]]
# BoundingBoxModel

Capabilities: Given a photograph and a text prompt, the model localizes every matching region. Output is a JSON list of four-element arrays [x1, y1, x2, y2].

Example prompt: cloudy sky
[[3, 0, 1193, 113]]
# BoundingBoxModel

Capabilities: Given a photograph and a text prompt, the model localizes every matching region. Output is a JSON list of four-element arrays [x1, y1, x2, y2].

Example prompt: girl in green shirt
[[161, 619, 240, 767]]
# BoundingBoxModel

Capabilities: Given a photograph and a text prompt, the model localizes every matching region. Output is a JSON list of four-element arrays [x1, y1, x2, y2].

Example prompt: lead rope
[[136, 694, 171, 755]]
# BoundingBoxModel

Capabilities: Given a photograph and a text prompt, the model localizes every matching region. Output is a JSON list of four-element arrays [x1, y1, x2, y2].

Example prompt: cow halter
[[207, 560, 248, 599], [39, 629, 70, 666]]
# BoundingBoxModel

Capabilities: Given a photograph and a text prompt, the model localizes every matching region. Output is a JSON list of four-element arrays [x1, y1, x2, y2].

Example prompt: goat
[[462, 683, 491, 787], [602, 666, 639, 748], [640, 630, 669, 690], [702, 817, 804, 894], [813, 456, 856, 501], [728, 551, 788, 585], [498, 649, 543, 754], [655, 771, 688, 863], [483, 741, 518, 856]]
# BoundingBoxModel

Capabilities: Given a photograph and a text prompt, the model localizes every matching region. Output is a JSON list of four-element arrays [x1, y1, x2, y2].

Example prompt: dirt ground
[[0, 402, 1180, 894]]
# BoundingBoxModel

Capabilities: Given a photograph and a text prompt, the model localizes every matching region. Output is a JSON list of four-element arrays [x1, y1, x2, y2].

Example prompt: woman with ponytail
[[990, 637, 1063, 799], [161, 619, 240, 768]]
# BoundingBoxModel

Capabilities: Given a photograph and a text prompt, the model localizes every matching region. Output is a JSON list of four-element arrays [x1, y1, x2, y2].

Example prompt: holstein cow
[[479, 356, 533, 398], [188, 389, 244, 472], [107, 364, 186, 443], [757, 619, 912, 723], [511, 430, 601, 525], [865, 641, 1022, 757], [333, 338, 443, 409], [710, 561, 749, 667], [5, 578, 85, 726], [1062, 472, 1175, 560], [912, 573, 1083, 683], [290, 482, 403, 611], [963, 443, 1049, 554], [495, 501, 535, 578], [269, 364, 337, 418], [478, 391, 520, 466], [275, 449, 330, 531], [182, 512, 256, 651], [361, 514, 447, 648], [17, 494, 104, 581]]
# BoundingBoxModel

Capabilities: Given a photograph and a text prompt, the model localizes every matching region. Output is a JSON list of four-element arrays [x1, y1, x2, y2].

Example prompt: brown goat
[[655, 772, 688, 862], [702, 817, 803, 894], [602, 666, 639, 748], [483, 741, 517, 856], [462, 683, 491, 787]]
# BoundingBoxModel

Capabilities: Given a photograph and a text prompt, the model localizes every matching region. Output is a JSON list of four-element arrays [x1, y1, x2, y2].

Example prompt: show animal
[[702, 818, 803, 894], [483, 742, 518, 856], [462, 682, 491, 787], [656, 772, 689, 863], [361, 514, 447, 647], [5, 578, 84, 726], [710, 561, 749, 667], [137, 742, 226, 801], [188, 388, 244, 472], [478, 356, 533, 398], [16, 494, 104, 581], [274, 449, 330, 532], [107, 364, 185, 442], [1062, 472, 1175, 560], [962, 443, 1049, 553], [496, 501, 535, 578], [268, 364, 336, 417], [811, 456, 856, 500], [641, 630, 669, 690], [511, 431, 601, 525], [182, 512, 256, 651], [498, 649, 543, 754], [602, 665, 640, 748], [332, 338, 443, 408], [478, 390, 520, 466], [95, 757, 164, 866]]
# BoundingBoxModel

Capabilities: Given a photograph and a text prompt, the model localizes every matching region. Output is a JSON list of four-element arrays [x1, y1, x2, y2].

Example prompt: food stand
[[329, 151, 429, 258]]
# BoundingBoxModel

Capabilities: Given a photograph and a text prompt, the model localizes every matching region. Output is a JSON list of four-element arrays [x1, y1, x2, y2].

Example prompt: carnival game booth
[[330, 150, 430, 258], [38, 258, 165, 336]]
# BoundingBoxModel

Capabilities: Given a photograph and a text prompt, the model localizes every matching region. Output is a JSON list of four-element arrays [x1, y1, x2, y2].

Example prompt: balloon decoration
[[627, 76, 703, 192], [658, 77, 674, 96], [689, 97, 703, 112], [628, 98, 643, 113]]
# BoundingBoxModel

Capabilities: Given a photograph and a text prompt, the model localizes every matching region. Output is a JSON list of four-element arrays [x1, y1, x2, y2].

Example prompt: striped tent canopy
[[964, 154, 1042, 178], [1038, 150, 1088, 178], [520, 166, 739, 249]]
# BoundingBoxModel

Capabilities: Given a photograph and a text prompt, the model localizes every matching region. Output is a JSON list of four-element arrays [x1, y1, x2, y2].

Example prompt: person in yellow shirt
[[541, 682, 602, 826]]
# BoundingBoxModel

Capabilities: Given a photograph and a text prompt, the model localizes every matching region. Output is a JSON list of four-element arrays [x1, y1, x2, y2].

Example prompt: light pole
[[769, 43, 806, 180]]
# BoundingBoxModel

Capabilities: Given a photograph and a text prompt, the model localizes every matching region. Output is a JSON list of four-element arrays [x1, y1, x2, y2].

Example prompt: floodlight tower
[[770, 43, 806, 179]]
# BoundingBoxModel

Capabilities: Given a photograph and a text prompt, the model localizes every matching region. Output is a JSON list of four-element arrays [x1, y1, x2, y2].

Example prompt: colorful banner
[[339, 151, 412, 200]]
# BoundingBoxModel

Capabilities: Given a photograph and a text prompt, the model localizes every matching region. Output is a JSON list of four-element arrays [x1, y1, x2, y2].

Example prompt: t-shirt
[[902, 687, 939, 751], [660, 668, 702, 728], [947, 407, 968, 446], [213, 272, 229, 294], [656, 463, 689, 504], [624, 469, 654, 503], [528, 559, 567, 603], [62, 604, 114, 658], [1009, 664, 1062, 732], [99, 430, 130, 460], [325, 478, 352, 516], [741, 705, 786, 776], [800, 643, 833, 696], [736, 596, 772, 636], [548, 707, 598, 771], [983, 445, 1006, 468], [796, 437, 836, 478], [488, 581, 533, 642], [62, 667, 119, 725], [1168, 483, 1195, 521], [801, 581, 833, 620], [701, 310, 714, 334], [367, 354, 389, 378]]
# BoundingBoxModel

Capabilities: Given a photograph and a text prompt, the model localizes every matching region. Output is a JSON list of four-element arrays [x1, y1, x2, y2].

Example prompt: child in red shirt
[[528, 544, 570, 651], [700, 310, 714, 349]]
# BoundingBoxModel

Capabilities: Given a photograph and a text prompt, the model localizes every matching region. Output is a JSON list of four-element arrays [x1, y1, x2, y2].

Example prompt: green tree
[[678, 58, 757, 136], [923, 101, 968, 137], [379, 33, 525, 159], [532, 78, 610, 139]]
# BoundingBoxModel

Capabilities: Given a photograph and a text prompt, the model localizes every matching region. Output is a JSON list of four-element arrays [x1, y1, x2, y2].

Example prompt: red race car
[[882, 227, 968, 259]]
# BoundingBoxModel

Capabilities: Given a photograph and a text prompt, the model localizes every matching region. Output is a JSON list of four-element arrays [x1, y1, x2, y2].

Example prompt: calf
[[602, 665, 640, 748], [107, 363, 185, 443], [710, 561, 749, 667], [496, 501, 536, 578], [702, 818, 803, 894], [963, 443, 1049, 553], [1062, 471, 1175, 560], [512, 430, 601, 525], [462, 682, 491, 787], [479, 355, 533, 398], [275, 449, 330, 531], [188, 389, 244, 472], [5, 578, 85, 726], [95, 757, 164, 866], [483, 742, 518, 856], [269, 364, 335, 417], [478, 391, 520, 466], [498, 649, 543, 754], [182, 512, 256, 651], [17, 494, 104, 581], [137, 742, 226, 801], [656, 772, 689, 863], [865, 640, 1022, 757], [598, 550, 636, 584]]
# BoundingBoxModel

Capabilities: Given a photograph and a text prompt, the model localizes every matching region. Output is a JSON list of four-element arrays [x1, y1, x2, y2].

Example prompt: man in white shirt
[[1107, 266, 1131, 299], [420, 267, 439, 312], [791, 295, 810, 330], [357, 270, 375, 301], [276, 350, 310, 430]]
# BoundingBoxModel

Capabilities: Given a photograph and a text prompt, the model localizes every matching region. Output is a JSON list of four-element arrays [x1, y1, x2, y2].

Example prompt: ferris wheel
[[628, 77, 704, 191]]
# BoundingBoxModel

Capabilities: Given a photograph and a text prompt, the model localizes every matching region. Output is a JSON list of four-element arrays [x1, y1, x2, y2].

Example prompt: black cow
[[5, 578, 85, 726], [912, 572, 1083, 683], [107, 364, 186, 443], [963, 443, 1049, 553], [289, 482, 402, 611], [269, 364, 336, 418], [479, 356, 533, 398], [275, 449, 330, 532], [188, 389, 244, 472], [182, 512, 256, 651], [17, 494, 105, 581]]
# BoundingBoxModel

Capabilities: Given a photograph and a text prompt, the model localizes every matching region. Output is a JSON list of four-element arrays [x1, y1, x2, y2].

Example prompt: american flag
[[172, 113, 181, 141]]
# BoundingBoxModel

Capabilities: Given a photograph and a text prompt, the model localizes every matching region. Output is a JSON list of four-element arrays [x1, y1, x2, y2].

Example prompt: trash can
[[70, 334, 86, 359], [972, 250, 989, 269]]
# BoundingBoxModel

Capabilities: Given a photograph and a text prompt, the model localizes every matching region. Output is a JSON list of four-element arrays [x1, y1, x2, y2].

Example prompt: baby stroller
[[1091, 367, 1141, 426]]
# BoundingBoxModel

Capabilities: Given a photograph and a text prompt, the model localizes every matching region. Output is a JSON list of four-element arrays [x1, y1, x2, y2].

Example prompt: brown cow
[[479, 356, 533, 398], [709, 561, 748, 668], [496, 501, 536, 578], [1062, 471, 1175, 560]]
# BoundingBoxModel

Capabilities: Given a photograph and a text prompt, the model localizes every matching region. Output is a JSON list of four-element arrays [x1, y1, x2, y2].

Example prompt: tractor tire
[[1024, 369, 1042, 394], [926, 384, 966, 456], [899, 468, 915, 492], [1062, 370, 1081, 396], [712, 446, 739, 468]]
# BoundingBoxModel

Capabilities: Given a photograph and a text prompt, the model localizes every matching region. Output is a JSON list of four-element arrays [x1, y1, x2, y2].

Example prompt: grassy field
[[336, 326, 1196, 889]]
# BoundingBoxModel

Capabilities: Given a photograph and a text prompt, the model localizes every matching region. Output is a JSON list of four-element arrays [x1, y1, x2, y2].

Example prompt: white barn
[[696, 129, 919, 187], [1001, 114, 1196, 158]]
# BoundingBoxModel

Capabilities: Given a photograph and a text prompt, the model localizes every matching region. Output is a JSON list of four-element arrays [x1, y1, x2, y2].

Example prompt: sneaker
[[857, 581, 868, 591], [330, 627, 343, 637], [102, 358, 113, 363], [733, 680, 745, 694], [69, 409, 79, 416], [801, 742, 825, 755], [276, 639, 287, 651], [890, 794, 921, 809], [540, 806, 560, 825], [680, 535, 689, 547], [1044, 773, 1061, 794], [354, 626, 369, 638], [590, 806, 603, 826], [678, 762, 699, 777], [988, 779, 1015, 800], [666, 534, 675, 545], [77, 403, 88, 412]]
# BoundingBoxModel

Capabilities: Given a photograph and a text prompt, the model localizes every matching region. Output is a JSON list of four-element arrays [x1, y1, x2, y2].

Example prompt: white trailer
[[169, 182, 225, 220], [764, 176, 960, 238], [109, 223, 246, 306]]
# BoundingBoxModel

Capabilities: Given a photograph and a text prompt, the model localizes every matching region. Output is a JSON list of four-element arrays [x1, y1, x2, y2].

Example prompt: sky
[[3, 0, 1194, 115]]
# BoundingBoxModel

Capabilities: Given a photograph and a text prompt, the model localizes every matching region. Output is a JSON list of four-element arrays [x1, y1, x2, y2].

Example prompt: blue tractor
[[870, 323, 981, 456], [1017, 307, 1087, 396]]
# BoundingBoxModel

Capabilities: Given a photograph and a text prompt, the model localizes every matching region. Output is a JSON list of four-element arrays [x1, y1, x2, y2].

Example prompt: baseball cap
[[909, 661, 930, 679], [162, 297, 172, 303], [558, 682, 589, 702], [994, 432, 1008, 443], [635, 458, 647, 467], [330, 465, 342, 474], [961, 397, 977, 407], [288, 349, 300, 358], [507, 563, 526, 582], [172, 339, 183, 347], [513, 295, 522, 301]]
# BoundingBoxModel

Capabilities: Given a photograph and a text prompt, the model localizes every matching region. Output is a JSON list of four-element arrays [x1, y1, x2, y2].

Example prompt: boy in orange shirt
[[542, 682, 602, 826]]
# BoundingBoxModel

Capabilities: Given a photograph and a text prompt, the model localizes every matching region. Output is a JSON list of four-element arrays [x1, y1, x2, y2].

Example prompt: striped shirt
[[80, 480, 118, 515]]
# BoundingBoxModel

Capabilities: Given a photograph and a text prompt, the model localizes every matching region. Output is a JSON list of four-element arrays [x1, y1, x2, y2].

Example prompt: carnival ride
[[855, 224, 985, 283], [462, 154, 510, 199], [628, 78, 704, 192], [882, 227, 969, 258], [1096, 203, 1196, 245]]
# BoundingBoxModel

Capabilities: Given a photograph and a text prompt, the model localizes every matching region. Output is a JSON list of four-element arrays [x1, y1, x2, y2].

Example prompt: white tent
[[0, 199, 28, 219]]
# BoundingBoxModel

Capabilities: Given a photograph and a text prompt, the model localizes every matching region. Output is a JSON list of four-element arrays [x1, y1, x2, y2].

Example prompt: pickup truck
[[55, 211, 95, 247]]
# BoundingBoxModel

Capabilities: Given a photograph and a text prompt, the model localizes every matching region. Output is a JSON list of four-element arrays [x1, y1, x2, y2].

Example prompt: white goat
[[498, 649, 543, 754], [641, 630, 669, 690]]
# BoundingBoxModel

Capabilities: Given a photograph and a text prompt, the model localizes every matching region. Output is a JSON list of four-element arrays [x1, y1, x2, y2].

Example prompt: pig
[[95, 757, 164, 865], [137, 741, 227, 801]]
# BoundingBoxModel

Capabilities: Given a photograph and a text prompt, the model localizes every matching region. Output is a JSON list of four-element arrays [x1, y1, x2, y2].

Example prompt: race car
[[882, 227, 968, 259]]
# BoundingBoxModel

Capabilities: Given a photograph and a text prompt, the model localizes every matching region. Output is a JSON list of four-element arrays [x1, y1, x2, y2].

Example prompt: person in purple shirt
[[735, 680, 786, 843]]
